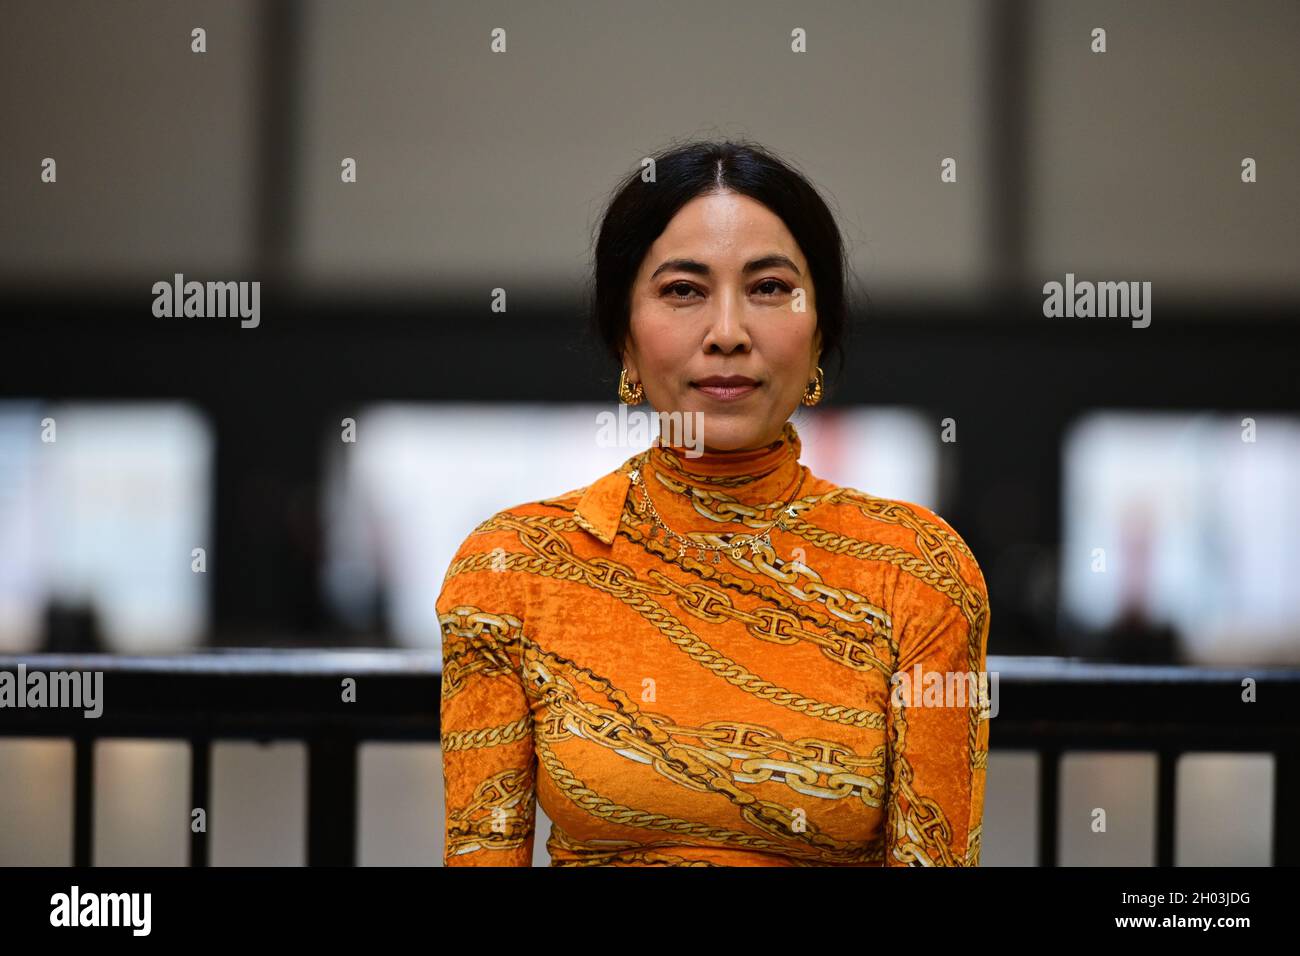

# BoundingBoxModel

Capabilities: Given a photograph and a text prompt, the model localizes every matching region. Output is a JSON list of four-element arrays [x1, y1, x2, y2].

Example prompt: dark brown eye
[[664, 282, 698, 299], [755, 279, 791, 296]]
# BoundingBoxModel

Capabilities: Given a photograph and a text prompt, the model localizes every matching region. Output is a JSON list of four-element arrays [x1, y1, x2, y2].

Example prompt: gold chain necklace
[[628, 461, 807, 563]]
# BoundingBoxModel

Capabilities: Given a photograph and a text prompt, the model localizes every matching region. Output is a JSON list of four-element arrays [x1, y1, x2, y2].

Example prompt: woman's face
[[622, 189, 822, 452]]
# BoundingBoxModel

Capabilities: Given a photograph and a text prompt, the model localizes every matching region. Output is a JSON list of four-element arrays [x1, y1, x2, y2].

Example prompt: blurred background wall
[[1, 0, 1296, 865]]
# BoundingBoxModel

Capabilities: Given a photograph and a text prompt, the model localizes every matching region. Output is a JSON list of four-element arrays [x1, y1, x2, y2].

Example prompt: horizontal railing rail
[[2, 651, 1298, 866]]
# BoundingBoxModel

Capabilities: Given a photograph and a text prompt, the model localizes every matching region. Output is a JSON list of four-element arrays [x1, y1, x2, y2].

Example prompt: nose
[[700, 289, 752, 354]]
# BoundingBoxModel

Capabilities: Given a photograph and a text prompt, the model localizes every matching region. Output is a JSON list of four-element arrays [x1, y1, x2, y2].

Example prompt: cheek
[[764, 317, 818, 363], [635, 316, 694, 374], [757, 322, 817, 395]]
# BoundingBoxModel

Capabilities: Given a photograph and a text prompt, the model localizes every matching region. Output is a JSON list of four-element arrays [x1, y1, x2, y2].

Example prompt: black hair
[[587, 139, 855, 399]]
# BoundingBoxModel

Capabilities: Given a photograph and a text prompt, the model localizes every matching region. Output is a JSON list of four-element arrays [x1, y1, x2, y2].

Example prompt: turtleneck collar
[[647, 419, 801, 486], [634, 420, 807, 534], [572, 421, 808, 546]]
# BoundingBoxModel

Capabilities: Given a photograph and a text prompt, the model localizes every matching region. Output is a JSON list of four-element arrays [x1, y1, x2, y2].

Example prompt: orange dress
[[437, 420, 991, 866]]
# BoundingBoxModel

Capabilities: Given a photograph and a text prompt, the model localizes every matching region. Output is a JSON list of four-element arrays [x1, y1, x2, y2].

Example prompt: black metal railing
[[2, 651, 1298, 866]]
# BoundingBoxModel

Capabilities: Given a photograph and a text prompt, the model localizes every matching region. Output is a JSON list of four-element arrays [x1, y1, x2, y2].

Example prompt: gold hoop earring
[[618, 367, 644, 405], [801, 366, 824, 406]]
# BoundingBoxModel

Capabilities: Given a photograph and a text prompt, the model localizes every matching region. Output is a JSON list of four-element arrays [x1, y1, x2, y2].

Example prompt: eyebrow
[[649, 254, 802, 280]]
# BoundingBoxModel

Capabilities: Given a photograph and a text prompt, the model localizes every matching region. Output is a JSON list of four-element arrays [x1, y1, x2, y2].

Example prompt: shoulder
[[435, 496, 561, 604], [813, 486, 990, 670], [809, 482, 988, 599]]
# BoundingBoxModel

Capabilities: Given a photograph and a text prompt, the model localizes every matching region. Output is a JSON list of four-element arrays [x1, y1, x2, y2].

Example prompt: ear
[[620, 341, 639, 381]]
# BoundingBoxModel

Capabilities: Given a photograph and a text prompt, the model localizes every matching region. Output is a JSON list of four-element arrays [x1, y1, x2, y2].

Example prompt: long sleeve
[[884, 505, 991, 866], [436, 522, 537, 866]]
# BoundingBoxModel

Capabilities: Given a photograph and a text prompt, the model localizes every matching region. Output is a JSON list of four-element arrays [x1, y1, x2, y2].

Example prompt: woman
[[437, 140, 991, 866]]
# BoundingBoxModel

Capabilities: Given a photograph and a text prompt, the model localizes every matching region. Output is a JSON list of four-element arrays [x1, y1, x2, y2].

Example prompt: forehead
[[649, 191, 803, 261]]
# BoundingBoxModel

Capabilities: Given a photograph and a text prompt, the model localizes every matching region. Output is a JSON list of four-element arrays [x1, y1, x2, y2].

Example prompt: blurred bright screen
[[1061, 411, 1300, 665], [0, 401, 212, 654]]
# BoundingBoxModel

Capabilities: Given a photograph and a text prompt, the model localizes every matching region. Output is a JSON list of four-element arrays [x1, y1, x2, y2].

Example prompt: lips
[[691, 376, 759, 401]]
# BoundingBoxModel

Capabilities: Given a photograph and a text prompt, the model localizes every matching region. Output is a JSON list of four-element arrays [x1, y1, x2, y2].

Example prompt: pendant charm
[[696, 548, 706, 561], [712, 551, 721, 564], [677, 543, 686, 559]]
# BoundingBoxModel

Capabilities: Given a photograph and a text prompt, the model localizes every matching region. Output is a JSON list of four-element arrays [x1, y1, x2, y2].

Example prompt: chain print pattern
[[446, 540, 881, 729], [485, 511, 899, 669], [444, 766, 537, 859], [526, 656, 888, 807], [440, 714, 533, 752], [546, 824, 731, 867]]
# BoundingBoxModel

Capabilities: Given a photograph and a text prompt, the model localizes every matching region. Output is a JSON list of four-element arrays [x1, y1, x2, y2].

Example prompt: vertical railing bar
[[1038, 747, 1059, 867], [72, 734, 94, 867], [189, 737, 212, 867], [1274, 751, 1300, 866], [1155, 750, 1178, 867], [307, 735, 358, 866]]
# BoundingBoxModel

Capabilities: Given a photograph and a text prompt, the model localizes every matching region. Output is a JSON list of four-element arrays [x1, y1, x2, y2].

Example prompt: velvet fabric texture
[[437, 420, 990, 866]]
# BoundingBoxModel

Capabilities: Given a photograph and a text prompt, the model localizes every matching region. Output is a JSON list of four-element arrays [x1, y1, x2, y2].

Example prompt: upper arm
[[883, 502, 991, 866], [436, 516, 538, 866]]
